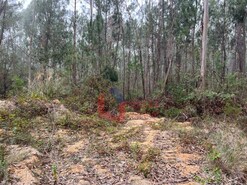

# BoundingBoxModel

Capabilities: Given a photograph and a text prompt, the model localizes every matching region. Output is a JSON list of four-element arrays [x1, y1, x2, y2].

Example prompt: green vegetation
[[0, 0, 247, 184], [0, 146, 7, 182]]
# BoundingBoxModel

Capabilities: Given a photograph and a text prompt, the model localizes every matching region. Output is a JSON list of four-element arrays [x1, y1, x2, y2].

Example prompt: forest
[[0, 0, 247, 184]]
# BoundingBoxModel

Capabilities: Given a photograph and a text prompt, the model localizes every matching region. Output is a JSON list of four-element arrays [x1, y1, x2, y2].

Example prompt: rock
[[78, 180, 91, 185]]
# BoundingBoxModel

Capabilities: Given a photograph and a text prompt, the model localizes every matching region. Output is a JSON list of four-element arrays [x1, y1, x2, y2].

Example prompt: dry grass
[[177, 119, 247, 183]]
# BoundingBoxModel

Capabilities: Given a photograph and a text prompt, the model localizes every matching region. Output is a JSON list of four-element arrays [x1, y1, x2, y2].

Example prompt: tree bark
[[200, 0, 209, 91], [236, 21, 246, 74], [0, 0, 7, 46], [72, 0, 77, 85], [139, 46, 146, 99]]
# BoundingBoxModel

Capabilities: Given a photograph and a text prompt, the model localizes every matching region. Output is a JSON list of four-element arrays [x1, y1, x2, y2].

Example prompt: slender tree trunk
[[191, 0, 197, 77], [127, 42, 131, 99], [151, 33, 155, 90], [176, 46, 181, 83], [236, 21, 246, 74], [28, 35, 33, 90], [122, 27, 125, 100], [0, 0, 7, 46], [200, 0, 209, 90], [147, 39, 151, 96], [221, 0, 226, 83], [139, 46, 146, 99], [163, 58, 172, 92], [72, 0, 77, 85]]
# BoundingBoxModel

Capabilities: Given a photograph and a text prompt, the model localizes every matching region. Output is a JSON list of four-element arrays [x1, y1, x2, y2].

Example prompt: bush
[[10, 75, 25, 95], [64, 76, 117, 114], [223, 102, 241, 118], [29, 71, 71, 98], [185, 90, 238, 116], [164, 107, 181, 118], [102, 66, 118, 82]]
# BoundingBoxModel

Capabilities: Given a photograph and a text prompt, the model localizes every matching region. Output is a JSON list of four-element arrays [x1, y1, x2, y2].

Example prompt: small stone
[[78, 180, 91, 185]]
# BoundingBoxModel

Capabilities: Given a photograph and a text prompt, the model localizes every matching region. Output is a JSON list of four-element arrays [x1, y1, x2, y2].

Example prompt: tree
[[72, 0, 77, 85], [200, 0, 209, 90], [231, 0, 247, 74]]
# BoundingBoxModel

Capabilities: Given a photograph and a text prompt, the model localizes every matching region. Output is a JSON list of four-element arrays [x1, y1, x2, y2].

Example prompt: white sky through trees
[[22, 0, 149, 9]]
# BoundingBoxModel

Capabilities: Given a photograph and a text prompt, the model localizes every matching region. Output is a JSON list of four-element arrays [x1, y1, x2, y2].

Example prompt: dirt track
[[5, 112, 205, 185]]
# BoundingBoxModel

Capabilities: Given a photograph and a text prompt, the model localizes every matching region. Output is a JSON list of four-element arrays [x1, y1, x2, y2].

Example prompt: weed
[[51, 164, 58, 182], [137, 147, 161, 177], [208, 148, 221, 161], [195, 167, 222, 184], [138, 161, 151, 178], [130, 142, 142, 160], [143, 147, 161, 162]]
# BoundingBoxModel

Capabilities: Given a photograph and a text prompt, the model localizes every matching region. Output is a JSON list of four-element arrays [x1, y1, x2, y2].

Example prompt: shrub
[[63, 76, 117, 114], [223, 102, 241, 118], [102, 66, 118, 82], [10, 75, 25, 95], [164, 107, 181, 118]]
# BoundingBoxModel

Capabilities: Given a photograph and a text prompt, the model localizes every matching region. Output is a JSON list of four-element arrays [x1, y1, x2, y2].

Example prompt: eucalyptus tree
[[230, 0, 247, 74], [23, 0, 69, 81], [0, 0, 21, 96], [200, 0, 209, 90]]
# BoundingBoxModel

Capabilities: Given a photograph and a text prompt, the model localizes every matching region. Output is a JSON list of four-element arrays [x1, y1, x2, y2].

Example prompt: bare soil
[[3, 110, 206, 185]]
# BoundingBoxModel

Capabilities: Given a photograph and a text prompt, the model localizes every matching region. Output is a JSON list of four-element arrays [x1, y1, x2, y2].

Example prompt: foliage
[[185, 90, 238, 116], [130, 142, 142, 160], [29, 71, 71, 99], [15, 98, 48, 118], [64, 76, 117, 114], [10, 76, 25, 95], [164, 107, 181, 118], [102, 66, 118, 82], [223, 102, 241, 118], [0, 146, 7, 182], [138, 161, 151, 178]]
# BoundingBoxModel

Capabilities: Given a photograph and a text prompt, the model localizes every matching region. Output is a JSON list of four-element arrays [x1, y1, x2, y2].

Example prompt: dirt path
[[6, 112, 204, 185]]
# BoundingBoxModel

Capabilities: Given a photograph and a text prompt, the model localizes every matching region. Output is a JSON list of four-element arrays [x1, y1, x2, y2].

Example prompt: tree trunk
[[72, 0, 77, 85], [0, 0, 7, 46], [122, 27, 125, 100], [28, 35, 33, 90], [221, 0, 226, 82], [191, 0, 197, 77], [200, 0, 209, 91], [139, 46, 146, 99], [236, 21, 246, 74], [176, 47, 181, 83]]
